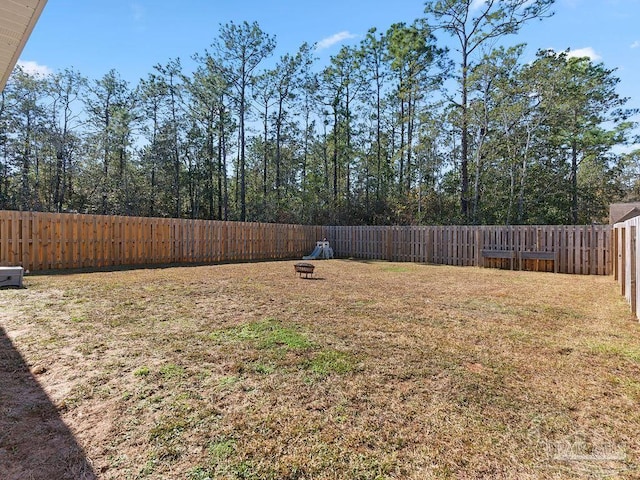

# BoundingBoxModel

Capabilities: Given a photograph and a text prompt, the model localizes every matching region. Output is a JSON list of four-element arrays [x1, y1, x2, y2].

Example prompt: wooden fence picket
[[614, 217, 640, 320], [0, 211, 326, 272], [0, 210, 612, 275], [325, 224, 611, 275]]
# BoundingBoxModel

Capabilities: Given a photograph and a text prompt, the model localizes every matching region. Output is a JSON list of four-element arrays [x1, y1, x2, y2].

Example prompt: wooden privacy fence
[[0, 211, 324, 272], [324, 225, 611, 275], [613, 217, 640, 320], [0, 210, 611, 275]]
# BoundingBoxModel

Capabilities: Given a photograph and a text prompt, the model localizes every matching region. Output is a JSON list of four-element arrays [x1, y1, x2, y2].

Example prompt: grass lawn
[[1, 260, 640, 479]]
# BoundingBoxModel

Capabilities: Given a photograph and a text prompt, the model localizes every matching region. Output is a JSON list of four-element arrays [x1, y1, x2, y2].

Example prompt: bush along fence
[[0, 210, 324, 271], [613, 217, 640, 320], [0, 210, 610, 275]]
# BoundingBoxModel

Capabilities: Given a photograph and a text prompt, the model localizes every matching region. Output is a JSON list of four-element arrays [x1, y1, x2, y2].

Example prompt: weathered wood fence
[[613, 217, 640, 319], [326, 225, 611, 275], [0, 210, 611, 275], [0, 211, 323, 271]]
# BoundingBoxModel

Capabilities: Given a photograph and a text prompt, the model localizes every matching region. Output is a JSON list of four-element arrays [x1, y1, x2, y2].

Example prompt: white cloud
[[16, 60, 53, 77], [631, 40, 640, 49], [566, 47, 601, 61], [316, 31, 357, 51], [470, 0, 487, 10]]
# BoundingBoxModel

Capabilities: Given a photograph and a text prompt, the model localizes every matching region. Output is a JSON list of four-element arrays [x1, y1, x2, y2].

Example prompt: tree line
[[1, 0, 639, 225]]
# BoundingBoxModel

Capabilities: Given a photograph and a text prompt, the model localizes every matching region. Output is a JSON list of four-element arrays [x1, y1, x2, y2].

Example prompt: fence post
[[621, 227, 627, 297], [613, 227, 619, 281], [631, 226, 637, 316], [476, 227, 483, 267]]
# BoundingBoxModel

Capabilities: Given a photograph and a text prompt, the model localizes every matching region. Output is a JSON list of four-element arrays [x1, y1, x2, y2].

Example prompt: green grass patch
[[589, 342, 640, 364], [609, 376, 640, 401], [159, 363, 185, 379], [208, 437, 236, 460], [134, 366, 150, 377], [149, 416, 188, 461], [217, 375, 241, 389], [307, 350, 358, 376], [252, 362, 276, 374], [186, 466, 214, 480], [210, 318, 314, 351], [149, 417, 187, 443]]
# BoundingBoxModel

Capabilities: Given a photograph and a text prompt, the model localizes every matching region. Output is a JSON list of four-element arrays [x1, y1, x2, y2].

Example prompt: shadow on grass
[[21, 257, 308, 276], [0, 326, 96, 480]]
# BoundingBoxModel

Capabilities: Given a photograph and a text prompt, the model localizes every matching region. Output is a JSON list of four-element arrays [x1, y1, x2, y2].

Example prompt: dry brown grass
[[1, 260, 640, 479]]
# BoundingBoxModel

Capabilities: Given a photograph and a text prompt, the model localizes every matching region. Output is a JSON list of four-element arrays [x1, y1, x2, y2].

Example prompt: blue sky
[[18, 0, 640, 122]]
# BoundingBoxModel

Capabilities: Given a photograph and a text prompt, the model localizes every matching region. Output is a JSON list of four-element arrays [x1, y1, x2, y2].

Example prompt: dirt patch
[[1, 260, 639, 479]]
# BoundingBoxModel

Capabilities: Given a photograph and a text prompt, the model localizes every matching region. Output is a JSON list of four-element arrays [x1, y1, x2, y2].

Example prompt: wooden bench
[[481, 250, 516, 270], [519, 251, 558, 273], [294, 262, 315, 278]]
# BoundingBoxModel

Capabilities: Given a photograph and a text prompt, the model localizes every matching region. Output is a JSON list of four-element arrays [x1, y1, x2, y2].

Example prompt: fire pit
[[294, 262, 315, 278]]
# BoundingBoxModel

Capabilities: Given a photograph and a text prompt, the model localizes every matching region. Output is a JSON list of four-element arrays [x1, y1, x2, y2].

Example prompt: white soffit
[[0, 0, 48, 91]]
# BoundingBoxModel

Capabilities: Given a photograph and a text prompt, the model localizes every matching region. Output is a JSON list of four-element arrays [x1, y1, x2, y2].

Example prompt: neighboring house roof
[[0, 0, 48, 92], [615, 208, 640, 225], [610, 202, 640, 224]]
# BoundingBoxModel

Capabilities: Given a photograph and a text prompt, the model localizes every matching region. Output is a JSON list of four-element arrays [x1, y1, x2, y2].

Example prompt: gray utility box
[[0, 266, 24, 288]]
